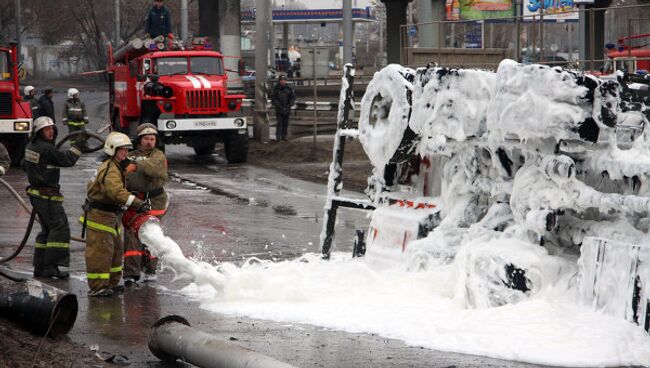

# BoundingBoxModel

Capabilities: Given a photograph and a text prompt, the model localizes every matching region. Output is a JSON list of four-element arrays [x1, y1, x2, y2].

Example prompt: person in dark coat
[[271, 75, 296, 141], [145, 0, 173, 39], [22, 116, 82, 279], [37, 87, 55, 121]]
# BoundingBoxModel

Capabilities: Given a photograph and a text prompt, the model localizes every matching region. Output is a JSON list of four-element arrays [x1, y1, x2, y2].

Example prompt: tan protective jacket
[[126, 148, 168, 212], [88, 158, 143, 210]]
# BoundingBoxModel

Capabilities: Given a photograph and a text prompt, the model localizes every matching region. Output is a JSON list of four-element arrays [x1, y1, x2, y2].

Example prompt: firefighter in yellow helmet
[[123, 123, 168, 285], [82, 132, 148, 297]]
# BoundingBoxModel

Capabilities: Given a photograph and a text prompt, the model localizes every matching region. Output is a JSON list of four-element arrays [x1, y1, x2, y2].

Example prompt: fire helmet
[[32, 116, 57, 141], [67, 88, 79, 99], [137, 123, 158, 138], [24, 85, 35, 96], [103, 132, 133, 156]]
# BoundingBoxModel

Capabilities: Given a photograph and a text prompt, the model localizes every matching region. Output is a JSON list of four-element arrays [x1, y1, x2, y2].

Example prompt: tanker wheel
[[224, 133, 249, 164], [359, 64, 415, 170]]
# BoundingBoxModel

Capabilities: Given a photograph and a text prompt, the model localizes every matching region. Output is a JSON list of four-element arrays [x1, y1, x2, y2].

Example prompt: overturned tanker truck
[[323, 60, 650, 331]]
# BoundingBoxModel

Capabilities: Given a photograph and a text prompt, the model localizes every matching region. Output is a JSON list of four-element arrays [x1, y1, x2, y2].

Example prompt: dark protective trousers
[[276, 113, 290, 140], [67, 122, 87, 149], [30, 196, 71, 269], [84, 209, 123, 292]]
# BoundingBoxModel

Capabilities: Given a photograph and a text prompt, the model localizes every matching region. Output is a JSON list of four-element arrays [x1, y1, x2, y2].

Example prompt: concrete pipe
[[0, 274, 78, 338], [149, 315, 297, 368]]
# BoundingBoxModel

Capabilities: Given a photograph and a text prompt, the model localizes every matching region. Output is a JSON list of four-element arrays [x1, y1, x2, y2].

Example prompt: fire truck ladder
[[320, 64, 376, 259]]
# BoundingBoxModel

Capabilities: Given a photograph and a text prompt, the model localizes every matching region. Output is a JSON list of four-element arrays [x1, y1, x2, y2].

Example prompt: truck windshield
[[0, 51, 10, 81], [156, 57, 188, 75], [190, 57, 223, 75]]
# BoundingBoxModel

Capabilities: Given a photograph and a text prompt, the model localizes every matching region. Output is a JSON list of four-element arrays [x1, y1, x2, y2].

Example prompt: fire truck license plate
[[194, 121, 218, 127]]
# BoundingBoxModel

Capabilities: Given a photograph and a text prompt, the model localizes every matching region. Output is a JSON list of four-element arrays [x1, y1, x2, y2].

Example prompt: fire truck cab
[[0, 43, 31, 166], [109, 38, 247, 162]]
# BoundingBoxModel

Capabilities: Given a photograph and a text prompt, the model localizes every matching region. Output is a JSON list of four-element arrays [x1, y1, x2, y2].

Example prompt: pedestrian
[[37, 87, 55, 121], [271, 75, 295, 141], [62, 88, 90, 150], [82, 132, 148, 297], [22, 116, 83, 278], [24, 85, 39, 117], [123, 123, 168, 285], [145, 0, 173, 39], [0, 142, 10, 176]]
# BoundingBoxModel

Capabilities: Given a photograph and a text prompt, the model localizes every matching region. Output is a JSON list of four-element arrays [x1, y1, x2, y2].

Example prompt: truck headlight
[[228, 101, 237, 110], [164, 102, 173, 112], [14, 121, 30, 131], [234, 118, 245, 127], [166, 120, 177, 129]]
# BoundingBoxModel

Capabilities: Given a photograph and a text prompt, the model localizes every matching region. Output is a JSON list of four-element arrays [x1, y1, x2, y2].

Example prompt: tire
[[224, 133, 248, 163], [359, 64, 415, 170], [193, 143, 215, 156], [8, 136, 27, 167]]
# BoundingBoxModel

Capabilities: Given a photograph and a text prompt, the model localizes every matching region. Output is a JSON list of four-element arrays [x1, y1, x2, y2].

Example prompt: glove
[[137, 199, 151, 213], [0, 166, 5, 176], [126, 163, 137, 173]]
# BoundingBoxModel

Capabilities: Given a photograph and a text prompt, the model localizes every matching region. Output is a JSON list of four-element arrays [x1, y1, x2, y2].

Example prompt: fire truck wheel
[[193, 144, 215, 156], [8, 136, 27, 167], [224, 133, 249, 164]]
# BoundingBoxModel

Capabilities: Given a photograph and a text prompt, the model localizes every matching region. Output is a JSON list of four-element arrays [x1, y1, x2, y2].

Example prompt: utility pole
[[15, 0, 21, 61], [181, 0, 188, 40], [114, 0, 121, 47], [379, 5, 384, 66], [254, 0, 270, 142], [343, 0, 353, 64]]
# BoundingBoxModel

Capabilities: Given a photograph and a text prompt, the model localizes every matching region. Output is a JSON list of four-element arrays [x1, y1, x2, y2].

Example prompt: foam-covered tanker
[[356, 59, 650, 329]]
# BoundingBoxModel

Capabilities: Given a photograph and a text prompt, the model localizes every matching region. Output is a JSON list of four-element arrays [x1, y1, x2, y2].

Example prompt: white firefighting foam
[[139, 222, 650, 367]]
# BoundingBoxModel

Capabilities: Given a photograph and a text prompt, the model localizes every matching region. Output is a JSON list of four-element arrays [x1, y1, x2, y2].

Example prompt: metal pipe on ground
[[149, 315, 297, 368], [0, 273, 78, 338]]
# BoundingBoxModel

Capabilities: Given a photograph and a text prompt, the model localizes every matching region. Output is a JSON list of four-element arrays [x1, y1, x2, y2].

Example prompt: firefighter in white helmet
[[82, 132, 148, 297], [123, 123, 168, 285], [22, 116, 82, 278], [23, 85, 39, 117], [62, 88, 90, 150]]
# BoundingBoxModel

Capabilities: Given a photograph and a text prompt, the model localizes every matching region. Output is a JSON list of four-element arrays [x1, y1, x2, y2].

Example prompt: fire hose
[[0, 129, 106, 264]]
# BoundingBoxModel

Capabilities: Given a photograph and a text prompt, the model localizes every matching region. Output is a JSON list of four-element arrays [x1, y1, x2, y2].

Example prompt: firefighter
[[62, 88, 90, 150], [82, 132, 147, 297], [37, 87, 55, 121], [24, 85, 39, 117], [22, 116, 82, 278], [123, 123, 168, 285], [144, 0, 173, 39], [0, 142, 9, 175]]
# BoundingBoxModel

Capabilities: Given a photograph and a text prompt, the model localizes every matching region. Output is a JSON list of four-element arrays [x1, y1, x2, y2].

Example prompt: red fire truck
[[0, 42, 31, 165], [606, 33, 650, 73], [108, 37, 247, 162]]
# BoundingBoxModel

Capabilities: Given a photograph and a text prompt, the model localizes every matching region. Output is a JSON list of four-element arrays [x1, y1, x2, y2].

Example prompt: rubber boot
[[33, 267, 44, 278], [42, 265, 70, 279]]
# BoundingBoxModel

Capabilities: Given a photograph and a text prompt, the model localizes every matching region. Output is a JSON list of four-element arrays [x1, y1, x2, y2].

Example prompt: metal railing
[[400, 3, 650, 71]]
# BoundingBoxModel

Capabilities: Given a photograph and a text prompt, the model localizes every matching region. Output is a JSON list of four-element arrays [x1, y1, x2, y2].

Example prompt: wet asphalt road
[[0, 90, 545, 367]]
